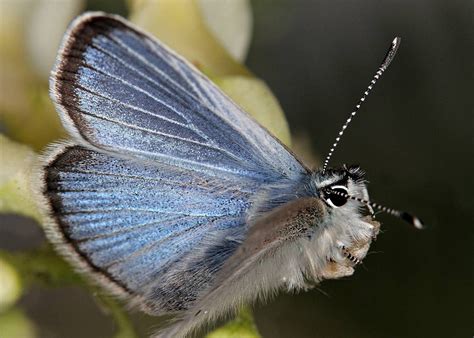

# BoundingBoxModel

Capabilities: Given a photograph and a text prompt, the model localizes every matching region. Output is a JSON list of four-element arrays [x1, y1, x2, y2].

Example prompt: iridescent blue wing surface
[[51, 12, 304, 180], [40, 12, 309, 314]]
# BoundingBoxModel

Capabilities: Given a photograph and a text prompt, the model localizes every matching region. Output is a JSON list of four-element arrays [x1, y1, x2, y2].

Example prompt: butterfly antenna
[[322, 37, 401, 173], [326, 189, 424, 229]]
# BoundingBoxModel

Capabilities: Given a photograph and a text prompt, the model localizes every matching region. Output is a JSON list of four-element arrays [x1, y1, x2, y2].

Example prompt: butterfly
[[35, 12, 423, 338]]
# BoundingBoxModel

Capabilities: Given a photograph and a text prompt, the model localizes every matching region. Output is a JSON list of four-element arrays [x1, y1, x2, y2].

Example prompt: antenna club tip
[[401, 211, 425, 230], [391, 37, 401, 52], [381, 38, 401, 69], [413, 216, 425, 230]]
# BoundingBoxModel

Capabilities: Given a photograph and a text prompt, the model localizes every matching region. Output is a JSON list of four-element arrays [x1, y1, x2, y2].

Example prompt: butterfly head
[[307, 165, 377, 235], [312, 165, 368, 210], [293, 161, 422, 285]]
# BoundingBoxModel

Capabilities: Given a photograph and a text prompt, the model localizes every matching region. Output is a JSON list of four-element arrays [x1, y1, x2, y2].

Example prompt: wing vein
[[96, 31, 221, 144], [60, 208, 229, 217], [77, 216, 184, 242], [105, 216, 224, 269], [61, 54, 199, 129], [106, 31, 260, 153], [108, 31, 206, 107], [57, 87, 245, 164]]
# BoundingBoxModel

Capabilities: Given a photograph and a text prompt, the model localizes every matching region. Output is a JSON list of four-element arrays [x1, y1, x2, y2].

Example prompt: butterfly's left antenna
[[325, 189, 424, 229], [322, 37, 401, 173]]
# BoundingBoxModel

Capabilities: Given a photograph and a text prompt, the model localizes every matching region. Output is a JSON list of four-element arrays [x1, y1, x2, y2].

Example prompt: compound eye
[[325, 185, 348, 208]]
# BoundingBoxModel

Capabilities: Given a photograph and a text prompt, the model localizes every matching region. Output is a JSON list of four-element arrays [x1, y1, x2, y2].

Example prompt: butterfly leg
[[321, 260, 355, 279], [321, 217, 380, 280]]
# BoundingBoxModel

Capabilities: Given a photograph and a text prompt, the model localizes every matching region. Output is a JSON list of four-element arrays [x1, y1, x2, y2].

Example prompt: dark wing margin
[[50, 11, 308, 181], [36, 143, 131, 299]]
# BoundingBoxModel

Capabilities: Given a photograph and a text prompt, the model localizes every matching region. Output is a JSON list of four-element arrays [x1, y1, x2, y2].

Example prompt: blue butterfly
[[37, 12, 422, 337]]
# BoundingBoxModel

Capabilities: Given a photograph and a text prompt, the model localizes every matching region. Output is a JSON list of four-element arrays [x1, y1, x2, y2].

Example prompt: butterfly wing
[[51, 12, 305, 180], [39, 12, 309, 315], [41, 144, 261, 312]]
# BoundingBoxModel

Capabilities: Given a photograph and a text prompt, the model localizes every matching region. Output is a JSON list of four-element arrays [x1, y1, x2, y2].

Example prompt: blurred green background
[[1, 0, 472, 337]]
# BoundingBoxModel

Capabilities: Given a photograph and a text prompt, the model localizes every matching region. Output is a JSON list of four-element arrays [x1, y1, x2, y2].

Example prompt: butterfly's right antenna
[[322, 37, 401, 173]]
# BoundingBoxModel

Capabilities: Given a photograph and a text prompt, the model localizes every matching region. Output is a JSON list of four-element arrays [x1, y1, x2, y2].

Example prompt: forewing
[[41, 144, 259, 310], [51, 12, 306, 180]]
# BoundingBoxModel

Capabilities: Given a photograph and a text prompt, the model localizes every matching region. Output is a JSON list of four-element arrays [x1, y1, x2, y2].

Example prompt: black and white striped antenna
[[322, 37, 401, 173], [325, 189, 424, 229]]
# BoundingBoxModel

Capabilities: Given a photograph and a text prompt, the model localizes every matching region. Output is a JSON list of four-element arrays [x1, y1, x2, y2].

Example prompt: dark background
[[1, 0, 472, 337]]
